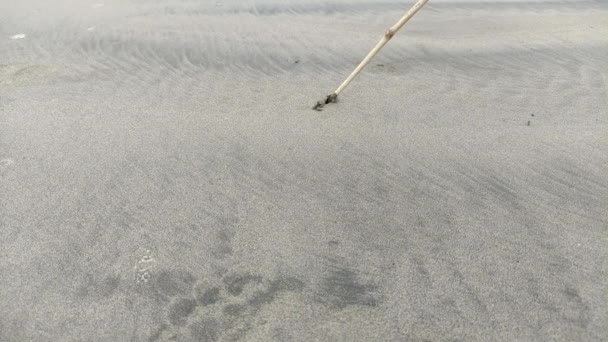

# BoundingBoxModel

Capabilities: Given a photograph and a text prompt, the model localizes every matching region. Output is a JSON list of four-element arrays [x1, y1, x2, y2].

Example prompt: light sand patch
[[9, 34, 26, 40], [0, 64, 58, 86]]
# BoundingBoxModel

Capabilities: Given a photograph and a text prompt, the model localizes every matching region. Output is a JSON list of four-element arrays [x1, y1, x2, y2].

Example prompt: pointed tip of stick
[[312, 93, 338, 111]]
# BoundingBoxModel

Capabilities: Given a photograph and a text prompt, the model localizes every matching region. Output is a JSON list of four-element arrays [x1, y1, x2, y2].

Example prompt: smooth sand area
[[1, 0, 607, 340]]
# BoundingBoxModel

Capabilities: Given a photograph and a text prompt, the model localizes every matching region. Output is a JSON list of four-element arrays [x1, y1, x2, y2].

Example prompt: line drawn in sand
[[135, 249, 156, 284]]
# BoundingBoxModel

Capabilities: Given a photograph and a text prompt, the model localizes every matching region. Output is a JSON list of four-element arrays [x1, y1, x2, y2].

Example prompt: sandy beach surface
[[1, 0, 607, 341]]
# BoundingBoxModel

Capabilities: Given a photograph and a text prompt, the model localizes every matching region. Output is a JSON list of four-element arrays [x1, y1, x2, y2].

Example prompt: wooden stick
[[313, 0, 429, 110]]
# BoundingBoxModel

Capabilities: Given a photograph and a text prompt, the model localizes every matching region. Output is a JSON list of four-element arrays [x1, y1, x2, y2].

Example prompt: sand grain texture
[[1, 0, 607, 341]]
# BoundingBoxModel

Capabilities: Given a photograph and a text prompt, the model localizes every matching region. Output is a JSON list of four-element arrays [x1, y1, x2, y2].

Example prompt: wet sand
[[1, 0, 607, 341]]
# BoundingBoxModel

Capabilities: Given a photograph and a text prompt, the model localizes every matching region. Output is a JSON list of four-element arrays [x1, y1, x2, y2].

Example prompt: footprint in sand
[[149, 271, 304, 341]]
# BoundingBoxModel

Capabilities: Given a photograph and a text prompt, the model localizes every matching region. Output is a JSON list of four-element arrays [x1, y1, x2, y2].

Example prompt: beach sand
[[1, 0, 607, 340]]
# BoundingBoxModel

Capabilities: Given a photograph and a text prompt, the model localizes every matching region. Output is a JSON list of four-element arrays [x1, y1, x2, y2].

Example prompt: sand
[[1, 0, 607, 341]]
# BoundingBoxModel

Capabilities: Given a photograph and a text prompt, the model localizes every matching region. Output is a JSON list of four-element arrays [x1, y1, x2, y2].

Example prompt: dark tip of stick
[[325, 93, 338, 104], [312, 93, 338, 111]]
